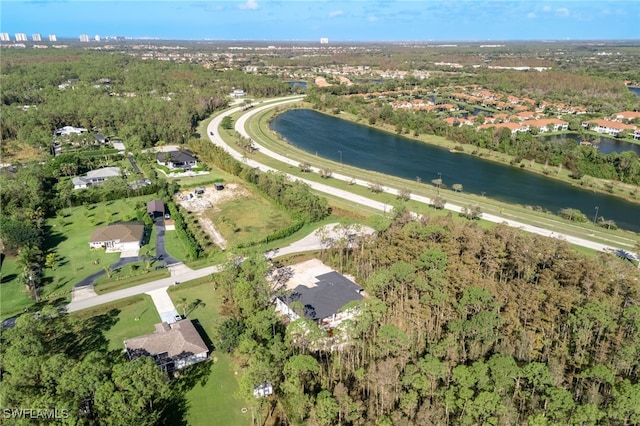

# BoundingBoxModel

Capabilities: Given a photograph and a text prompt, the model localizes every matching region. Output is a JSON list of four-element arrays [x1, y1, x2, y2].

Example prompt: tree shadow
[[1, 274, 17, 284], [42, 224, 68, 251], [68, 309, 121, 357]]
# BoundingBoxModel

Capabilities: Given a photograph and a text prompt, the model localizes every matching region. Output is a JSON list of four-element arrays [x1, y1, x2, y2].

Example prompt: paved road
[[207, 96, 638, 257], [67, 264, 222, 313]]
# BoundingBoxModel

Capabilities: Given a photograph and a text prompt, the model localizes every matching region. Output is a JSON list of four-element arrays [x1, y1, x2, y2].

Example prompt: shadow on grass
[[42, 224, 68, 252], [1, 274, 17, 284], [162, 358, 214, 426], [68, 309, 120, 358]]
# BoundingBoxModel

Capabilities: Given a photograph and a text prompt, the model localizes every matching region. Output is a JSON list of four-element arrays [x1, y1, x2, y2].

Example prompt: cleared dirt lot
[[176, 183, 250, 249]]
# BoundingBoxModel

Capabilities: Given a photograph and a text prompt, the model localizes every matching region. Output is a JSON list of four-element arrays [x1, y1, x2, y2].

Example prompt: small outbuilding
[[147, 200, 165, 219]]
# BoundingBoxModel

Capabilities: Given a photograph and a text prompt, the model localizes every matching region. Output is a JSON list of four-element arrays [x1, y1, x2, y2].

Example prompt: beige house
[[89, 222, 144, 253], [124, 320, 209, 372]]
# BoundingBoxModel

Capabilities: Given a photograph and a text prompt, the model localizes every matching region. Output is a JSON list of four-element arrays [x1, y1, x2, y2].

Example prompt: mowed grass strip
[[208, 193, 295, 248]]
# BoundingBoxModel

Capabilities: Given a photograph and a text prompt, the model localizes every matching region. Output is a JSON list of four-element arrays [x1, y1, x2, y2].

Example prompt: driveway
[[153, 217, 180, 266], [71, 218, 182, 301]]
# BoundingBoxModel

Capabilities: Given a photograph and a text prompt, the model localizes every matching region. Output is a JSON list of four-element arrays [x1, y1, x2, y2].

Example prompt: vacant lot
[[178, 183, 295, 248]]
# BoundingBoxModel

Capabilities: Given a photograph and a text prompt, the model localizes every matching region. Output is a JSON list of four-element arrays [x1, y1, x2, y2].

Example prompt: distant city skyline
[[2, 0, 639, 42]]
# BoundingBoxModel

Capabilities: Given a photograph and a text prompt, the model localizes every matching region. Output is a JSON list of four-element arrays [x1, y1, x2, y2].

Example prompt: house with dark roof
[[273, 259, 364, 329], [89, 222, 145, 253], [124, 320, 209, 373], [147, 200, 165, 219], [156, 150, 198, 171]]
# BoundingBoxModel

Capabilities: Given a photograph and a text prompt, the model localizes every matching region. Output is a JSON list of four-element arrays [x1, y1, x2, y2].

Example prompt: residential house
[[54, 126, 88, 137], [613, 111, 640, 122], [156, 151, 198, 171], [520, 118, 568, 133], [72, 167, 121, 189], [583, 119, 638, 137], [273, 260, 364, 330], [89, 222, 145, 252], [124, 320, 209, 373], [477, 122, 528, 135]]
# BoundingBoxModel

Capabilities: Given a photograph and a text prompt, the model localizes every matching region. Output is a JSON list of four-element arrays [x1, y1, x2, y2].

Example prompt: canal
[[270, 109, 640, 233]]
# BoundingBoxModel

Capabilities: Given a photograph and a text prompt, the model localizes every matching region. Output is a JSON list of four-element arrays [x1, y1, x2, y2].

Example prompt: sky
[[2, 0, 639, 42]]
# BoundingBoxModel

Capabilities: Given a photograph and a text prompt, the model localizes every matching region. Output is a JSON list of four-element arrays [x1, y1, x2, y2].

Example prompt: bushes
[[166, 201, 203, 260]]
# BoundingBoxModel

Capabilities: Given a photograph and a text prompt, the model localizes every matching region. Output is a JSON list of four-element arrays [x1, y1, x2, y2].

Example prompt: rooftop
[[124, 319, 208, 361], [90, 222, 144, 243]]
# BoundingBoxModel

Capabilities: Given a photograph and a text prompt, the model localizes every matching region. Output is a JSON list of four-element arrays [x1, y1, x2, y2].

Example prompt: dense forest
[[1, 49, 292, 151], [216, 212, 640, 425]]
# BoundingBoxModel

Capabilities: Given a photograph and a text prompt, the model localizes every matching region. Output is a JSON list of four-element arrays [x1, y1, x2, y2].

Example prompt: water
[[629, 86, 640, 97], [537, 133, 640, 155], [270, 109, 640, 232], [287, 81, 307, 89]]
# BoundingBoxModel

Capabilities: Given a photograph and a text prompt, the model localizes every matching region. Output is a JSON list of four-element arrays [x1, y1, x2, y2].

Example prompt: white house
[[124, 320, 209, 373], [54, 126, 88, 137], [583, 119, 638, 137], [89, 222, 144, 252], [230, 89, 246, 97], [156, 151, 198, 171], [72, 167, 121, 189]]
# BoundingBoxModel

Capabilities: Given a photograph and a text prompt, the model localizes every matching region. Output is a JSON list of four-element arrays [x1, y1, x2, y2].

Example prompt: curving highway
[[207, 96, 639, 260]]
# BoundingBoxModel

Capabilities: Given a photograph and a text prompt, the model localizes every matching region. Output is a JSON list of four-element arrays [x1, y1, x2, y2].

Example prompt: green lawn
[[183, 353, 250, 426], [208, 192, 295, 248], [164, 229, 190, 262], [168, 278, 250, 426], [0, 256, 33, 320], [94, 267, 171, 294], [38, 197, 156, 302], [71, 295, 161, 352]]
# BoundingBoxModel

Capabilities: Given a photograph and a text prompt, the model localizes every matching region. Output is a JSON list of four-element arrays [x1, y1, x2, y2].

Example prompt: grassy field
[[1, 196, 157, 319], [168, 278, 250, 426], [94, 267, 171, 294], [0, 257, 33, 319], [207, 188, 295, 248], [71, 295, 161, 351]]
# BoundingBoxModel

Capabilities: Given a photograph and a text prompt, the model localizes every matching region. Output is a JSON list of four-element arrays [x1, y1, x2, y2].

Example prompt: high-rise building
[[0, 33, 10, 42], [32, 33, 42, 41], [15, 33, 28, 41], [79, 34, 90, 42], [94, 35, 101, 42], [320, 37, 329, 44], [49, 34, 57, 42]]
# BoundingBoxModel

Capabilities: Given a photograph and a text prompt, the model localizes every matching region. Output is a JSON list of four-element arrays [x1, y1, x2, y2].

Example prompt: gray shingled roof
[[124, 320, 208, 360], [283, 271, 363, 321]]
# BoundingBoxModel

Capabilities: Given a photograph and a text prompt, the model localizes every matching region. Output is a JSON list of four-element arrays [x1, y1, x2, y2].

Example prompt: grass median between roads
[[221, 103, 639, 252]]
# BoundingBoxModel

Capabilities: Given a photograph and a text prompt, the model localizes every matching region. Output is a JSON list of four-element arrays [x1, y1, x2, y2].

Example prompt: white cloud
[[328, 10, 343, 18], [527, 12, 536, 19], [542, 6, 552, 12], [556, 7, 570, 16], [367, 15, 378, 22], [238, 0, 258, 10]]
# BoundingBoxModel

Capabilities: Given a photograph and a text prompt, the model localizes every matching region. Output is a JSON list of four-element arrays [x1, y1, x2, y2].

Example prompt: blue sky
[[2, 0, 639, 41]]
